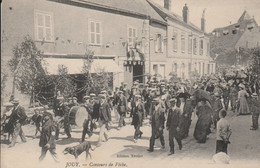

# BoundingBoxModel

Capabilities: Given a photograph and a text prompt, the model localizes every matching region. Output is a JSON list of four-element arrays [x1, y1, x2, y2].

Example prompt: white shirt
[[216, 118, 231, 141]]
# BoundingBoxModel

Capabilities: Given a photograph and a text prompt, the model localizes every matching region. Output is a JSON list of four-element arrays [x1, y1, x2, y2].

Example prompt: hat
[[118, 90, 123, 94], [42, 111, 53, 120], [239, 83, 245, 89], [169, 98, 177, 102], [252, 93, 258, 98], [68, 97, 72, 100], [135, 95, 141, 99], [101, 90, 107, 94], [123, 83, 128, 85], [177, 93, 188, 99], [99, 94, 106, 99], [57, 96, 64, 100], [144, 84, 149, 87], [3, 102, 13, 107], [12, 99, 19, 104], [73, 97, 77, 100], [90, 93, 96, 97], [83, 95, 90, 99]]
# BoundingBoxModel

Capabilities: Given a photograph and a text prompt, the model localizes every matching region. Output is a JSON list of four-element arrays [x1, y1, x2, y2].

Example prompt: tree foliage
[[248, 47, 260, 83], [8, 35, 47, 105]]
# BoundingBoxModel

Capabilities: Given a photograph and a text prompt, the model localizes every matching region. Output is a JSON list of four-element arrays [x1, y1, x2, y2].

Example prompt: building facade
[[210, 11, 260, 65], [148, 0, 215, 80], [1, 0, 167, 103]]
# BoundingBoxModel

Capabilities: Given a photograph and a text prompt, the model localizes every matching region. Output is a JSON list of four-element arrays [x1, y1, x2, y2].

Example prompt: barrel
[[69, 106, 88, 127]]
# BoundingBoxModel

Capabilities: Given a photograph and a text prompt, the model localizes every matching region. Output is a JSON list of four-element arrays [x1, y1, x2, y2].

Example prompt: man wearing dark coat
[[39, 112, 59, 162], [98, 94, 111, 146], [117, 91, 127, 129], [248, 93, 260, 130], [167, 98, 182, 155], [131, 95, 145, 143], [147, 99, 166, 152], [8, 99, 27, 148], [54, 97, 71, 140]]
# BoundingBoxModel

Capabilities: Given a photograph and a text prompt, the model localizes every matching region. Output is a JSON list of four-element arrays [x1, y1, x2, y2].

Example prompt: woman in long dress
[[193, 99, 213, 143], [237, 84, 250, 115]]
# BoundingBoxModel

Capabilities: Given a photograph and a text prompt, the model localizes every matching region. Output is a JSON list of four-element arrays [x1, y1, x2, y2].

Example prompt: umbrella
[[193, 89, 211, 104], [237, 72, 247, 78], [225, 71, 236, 77]]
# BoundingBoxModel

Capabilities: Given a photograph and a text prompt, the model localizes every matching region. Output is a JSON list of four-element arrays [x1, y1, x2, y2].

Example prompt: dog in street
[[63, 141, 95, 160]]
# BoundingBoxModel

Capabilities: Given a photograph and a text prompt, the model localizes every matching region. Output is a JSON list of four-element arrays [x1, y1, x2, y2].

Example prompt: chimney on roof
[[201, 9, 206, 32], [164, 0, 171, 10], [182, 4, 189, 23]]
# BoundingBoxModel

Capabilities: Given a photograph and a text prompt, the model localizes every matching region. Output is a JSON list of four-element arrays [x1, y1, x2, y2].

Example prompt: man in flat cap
[[248, 93, 260, 130], [97, 94, 111, 146], [117, 90, 127, 130], [167, 98, 183, 155], [39, 112, 59, 162], [147, 98, 166, 152], [82, 95, 93, 141], [54, 96, 71, 140], [131, 95, 145, 143], [8, 99, 27, 147]]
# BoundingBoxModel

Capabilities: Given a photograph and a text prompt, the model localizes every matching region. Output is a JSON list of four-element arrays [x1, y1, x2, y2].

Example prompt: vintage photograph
[[1, 0, 260, 168]]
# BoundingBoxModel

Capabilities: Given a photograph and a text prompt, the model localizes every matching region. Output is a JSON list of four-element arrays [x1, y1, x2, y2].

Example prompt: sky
[[153, 0, 260, 33]]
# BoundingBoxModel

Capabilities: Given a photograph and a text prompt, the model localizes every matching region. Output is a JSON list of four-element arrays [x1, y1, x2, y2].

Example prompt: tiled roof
[[147, 0, 203, 33], [210, 31, 244, 49], [70, 0, 166, 23]]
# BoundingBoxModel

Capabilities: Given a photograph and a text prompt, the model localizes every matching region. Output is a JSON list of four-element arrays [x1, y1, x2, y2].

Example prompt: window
[[153, 65, 158, 75], [34, 10, 54, 42], [172, 31, 178, 52], [89, 20, 102, 45], [193, 38, 197, 55], [159, 64, 165, 78], [207, 64, 210, 74], [128, 26, 137, 46], [223, 29, 229, 35], [172, 63, 178, 73], [155, 34, 163, 52], [200, 39, 203, 55], [188, 36, 192, 54], [202, 63, 205, 75], [232, 29, 237, 34], [188, 63, 191, 73], [181, 33, 185, 53], [194, 62, 197, 72], [198, 62, 201, 74], [207, 42, 210, 56], [181, 63, 185, 79]]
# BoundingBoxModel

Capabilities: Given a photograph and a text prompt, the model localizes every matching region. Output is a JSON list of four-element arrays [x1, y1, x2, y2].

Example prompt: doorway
[[133, 64, 144, 83]]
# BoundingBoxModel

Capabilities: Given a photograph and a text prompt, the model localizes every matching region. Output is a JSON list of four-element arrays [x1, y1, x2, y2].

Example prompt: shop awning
[[42, 58, 123, 75]]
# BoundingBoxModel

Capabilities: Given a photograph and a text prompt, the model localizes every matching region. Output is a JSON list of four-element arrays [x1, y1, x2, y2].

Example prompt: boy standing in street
[[216, 109, 231, 154]]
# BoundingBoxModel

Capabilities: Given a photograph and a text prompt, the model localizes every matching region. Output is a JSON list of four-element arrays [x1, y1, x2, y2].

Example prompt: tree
[[8, 35, 46, 106], [81, 48, 113, 95], [248, 47, 260, 83], [53, 65, 77, 99]]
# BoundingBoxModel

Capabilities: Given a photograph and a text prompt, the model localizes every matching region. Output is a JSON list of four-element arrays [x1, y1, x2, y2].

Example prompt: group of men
[[2, 74, 259, 160]]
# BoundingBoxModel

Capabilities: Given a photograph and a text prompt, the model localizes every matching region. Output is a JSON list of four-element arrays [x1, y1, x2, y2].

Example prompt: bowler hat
[[12, 99, 19, 104]]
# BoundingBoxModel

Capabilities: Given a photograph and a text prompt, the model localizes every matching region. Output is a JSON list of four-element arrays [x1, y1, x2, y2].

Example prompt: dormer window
[[232, 30, 237, 34], [223, 29, 229, 35]]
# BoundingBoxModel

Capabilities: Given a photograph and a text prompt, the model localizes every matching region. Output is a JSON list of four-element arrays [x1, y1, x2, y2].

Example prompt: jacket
[[99, 102, 111, 122]]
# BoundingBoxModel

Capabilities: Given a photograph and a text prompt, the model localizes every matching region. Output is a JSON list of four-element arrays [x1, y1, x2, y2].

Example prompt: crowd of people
[[1, 74, 259, 161]]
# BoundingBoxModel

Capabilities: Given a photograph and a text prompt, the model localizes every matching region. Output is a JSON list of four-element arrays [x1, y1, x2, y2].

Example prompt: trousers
[[9, 122, 26, 147], [252, 112, 259, 129], [39, 146, 59, 163], [149, 130, 165, 151]]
